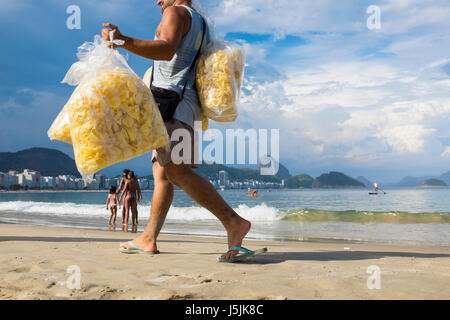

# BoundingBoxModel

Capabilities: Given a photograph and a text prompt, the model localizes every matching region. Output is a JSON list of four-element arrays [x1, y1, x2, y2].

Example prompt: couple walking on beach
[[106, 169, 141, 229], [102, 0, 265, 262]]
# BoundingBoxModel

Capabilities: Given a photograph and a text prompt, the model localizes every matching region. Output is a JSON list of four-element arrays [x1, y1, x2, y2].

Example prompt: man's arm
[[116, 178, 124, 195], [102, 6, 189, 61], [115, 194, 120, 208]]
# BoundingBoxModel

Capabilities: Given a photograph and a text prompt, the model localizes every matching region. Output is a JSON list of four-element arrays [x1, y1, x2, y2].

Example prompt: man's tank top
[[152, 5, 209, 97]]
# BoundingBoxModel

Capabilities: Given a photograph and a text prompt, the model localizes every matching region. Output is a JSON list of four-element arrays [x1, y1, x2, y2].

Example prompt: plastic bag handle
[[106, 30, 125, 48]]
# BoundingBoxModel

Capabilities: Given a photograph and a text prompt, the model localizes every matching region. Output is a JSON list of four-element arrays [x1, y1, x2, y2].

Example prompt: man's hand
[[99, 6, 189, 61], [102, 23, 123, 47]]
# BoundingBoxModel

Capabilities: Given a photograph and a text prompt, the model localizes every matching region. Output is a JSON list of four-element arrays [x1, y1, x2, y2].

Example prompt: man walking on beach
[[102, 0, 251, 261]]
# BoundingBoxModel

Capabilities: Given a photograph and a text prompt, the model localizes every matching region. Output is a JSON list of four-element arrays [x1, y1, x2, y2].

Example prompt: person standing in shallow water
[[102, 0, 251, 261], [131, 174, 141, 226], [106, 186, 120, 225], [119, 171, 141, 227], [116, 169, 130, 224]]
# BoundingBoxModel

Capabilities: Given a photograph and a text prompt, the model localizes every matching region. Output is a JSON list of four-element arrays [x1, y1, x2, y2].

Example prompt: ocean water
[[0, 188, 449, 248]]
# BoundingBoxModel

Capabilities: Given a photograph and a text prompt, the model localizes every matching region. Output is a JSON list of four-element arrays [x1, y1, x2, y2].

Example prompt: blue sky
[[1, 0, 450, 183]]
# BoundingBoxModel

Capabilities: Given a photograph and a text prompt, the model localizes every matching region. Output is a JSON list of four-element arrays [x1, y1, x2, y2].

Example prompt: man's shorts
[[151, 118, 199, 168]]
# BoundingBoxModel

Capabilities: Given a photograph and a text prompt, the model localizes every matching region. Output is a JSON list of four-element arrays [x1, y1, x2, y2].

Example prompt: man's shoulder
[[163, 5, 191, 19]]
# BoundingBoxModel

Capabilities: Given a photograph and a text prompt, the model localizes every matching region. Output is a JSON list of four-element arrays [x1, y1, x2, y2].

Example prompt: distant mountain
[[196, 163, 281, 183], [395, 175, 434, 187], [287, 174, 314, 188], [142, 162, 283, 183], [417, 179, 447, 188], [257, 157, 291, 179], [275, 162, 291, 180], [439, 171, 450, 186], [356, 176, 372, 188], [0, 148, 80, 177], [312, 172, 365, 188]]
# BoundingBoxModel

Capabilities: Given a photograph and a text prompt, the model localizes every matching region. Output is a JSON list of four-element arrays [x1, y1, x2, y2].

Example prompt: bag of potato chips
[[196, 41, 245, 123], [49, 35, 169, 178], [48, 103, 72, 145]]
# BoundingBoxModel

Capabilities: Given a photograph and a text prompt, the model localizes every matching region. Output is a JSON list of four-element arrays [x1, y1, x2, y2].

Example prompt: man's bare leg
[[163, 163, 251, 259], [121, 162, 250, 259]]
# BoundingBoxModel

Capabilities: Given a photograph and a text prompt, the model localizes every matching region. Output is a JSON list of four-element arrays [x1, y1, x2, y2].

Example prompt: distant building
[[94, 174, 107, 189], [22, 169, 41, 188], [114, 177, 122, 187], [74, 178, 84, 190], [139, 179, 149, 190], [218, 171, 229, 189], [40, 176, 56, 188], [0, 173, 7, 188], [17, 173, 27, 187], [105, 178, 117, 189], [209, 180, 218, 188], [84, 178, 100, 190], [57, 175, 77, 189], [1, 171, 20, 189], [8, 174, 19, 187]]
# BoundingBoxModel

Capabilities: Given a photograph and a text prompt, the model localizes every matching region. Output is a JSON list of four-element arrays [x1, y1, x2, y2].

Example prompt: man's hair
[[128, 171, 135, 179], [123, 169, 130, 174]]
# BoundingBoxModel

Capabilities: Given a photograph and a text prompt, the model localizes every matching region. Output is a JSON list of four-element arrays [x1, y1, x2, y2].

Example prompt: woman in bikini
[[130, 173, 141, 226], [119, 171, 142, 227]]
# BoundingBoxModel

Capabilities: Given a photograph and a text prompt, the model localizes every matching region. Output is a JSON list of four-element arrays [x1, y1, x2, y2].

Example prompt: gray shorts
[[151, 119, 199, 168]]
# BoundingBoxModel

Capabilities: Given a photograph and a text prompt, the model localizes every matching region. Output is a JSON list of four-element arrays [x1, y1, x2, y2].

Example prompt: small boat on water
[[369, 181, 386, 194]]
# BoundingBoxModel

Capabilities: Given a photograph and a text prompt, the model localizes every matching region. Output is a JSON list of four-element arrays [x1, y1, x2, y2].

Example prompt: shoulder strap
[[181, 17, 206, 98], [150, 16, 207, 99]]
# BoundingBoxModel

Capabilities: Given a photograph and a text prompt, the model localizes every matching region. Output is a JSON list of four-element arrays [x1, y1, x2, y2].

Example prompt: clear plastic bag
[[48, 103, 72, 144], [196, 41, 245, 123], [142, 66, 152, 88], [49, 35, 169, 178]]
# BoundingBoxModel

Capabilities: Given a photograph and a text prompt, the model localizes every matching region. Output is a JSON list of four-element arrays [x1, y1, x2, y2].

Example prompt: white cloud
[[235, 56, 450, 168], [441, 147, 450, 158]]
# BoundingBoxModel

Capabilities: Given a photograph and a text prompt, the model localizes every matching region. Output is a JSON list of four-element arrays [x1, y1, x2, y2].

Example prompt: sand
[[0, 224, 449, 300]]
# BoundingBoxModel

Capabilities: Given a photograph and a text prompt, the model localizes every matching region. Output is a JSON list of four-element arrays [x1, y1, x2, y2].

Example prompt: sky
[[1, 0, 450, 183]]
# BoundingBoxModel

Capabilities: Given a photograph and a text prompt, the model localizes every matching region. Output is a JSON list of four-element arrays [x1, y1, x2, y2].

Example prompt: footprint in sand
[[146, 274, 179, 283], [8, 267, 30, 273]]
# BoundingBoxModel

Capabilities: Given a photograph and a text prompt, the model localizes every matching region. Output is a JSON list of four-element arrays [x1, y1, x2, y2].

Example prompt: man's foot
[[120, 237, 157, 253], [221, 218, 251, 261]]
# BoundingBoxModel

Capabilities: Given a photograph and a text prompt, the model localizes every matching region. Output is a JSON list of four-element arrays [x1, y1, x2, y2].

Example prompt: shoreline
[[4, 186, 448, 194], [0, 224, 449, 299], [2, 220, 449, 251]]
